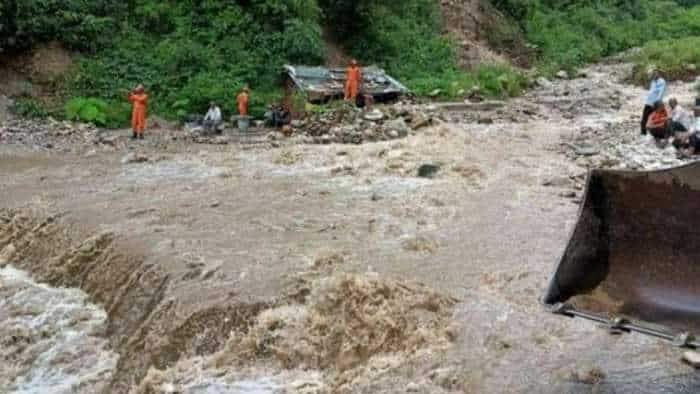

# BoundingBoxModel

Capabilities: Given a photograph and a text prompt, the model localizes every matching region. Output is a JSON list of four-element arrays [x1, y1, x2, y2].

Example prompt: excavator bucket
[[544, 162, 700, 347]]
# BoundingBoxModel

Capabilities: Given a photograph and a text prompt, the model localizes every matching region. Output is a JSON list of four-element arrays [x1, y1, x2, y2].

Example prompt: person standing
[[641, 69, 666, 135], [344, 59, 362, 101], [236, 86, 250, 116], [128, 84, 148, 140]]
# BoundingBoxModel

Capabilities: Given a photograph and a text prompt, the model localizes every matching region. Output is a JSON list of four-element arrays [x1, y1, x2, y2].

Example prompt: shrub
[[492, 1, 700, 72], [630, 36, 700, 85], [64, 97, 129, 127], [405, 64, 528, 100], [11, 97, 49, 118]]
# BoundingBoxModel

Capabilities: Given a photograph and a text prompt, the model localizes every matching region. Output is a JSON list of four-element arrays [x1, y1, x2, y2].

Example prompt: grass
[[630, 36, 700, 85], [405, 63, 529, 100]]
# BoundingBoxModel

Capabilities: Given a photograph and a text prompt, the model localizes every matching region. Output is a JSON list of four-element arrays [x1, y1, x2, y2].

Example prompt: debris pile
[[0, 118, 101, 151], [296, 103, 438, 144], [562, 120, 689, 170]]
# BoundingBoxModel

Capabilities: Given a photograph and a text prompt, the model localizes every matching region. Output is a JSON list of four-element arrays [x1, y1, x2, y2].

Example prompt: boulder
[[410, 112, 431, 130], [536, 77, 553, 89], [418, 163, 441, 179], [363, 109, 384, 121], [384, 118, 409, 137]]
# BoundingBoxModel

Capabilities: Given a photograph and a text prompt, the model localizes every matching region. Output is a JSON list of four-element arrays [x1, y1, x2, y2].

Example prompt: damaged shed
[[283, 65, 409, 103]]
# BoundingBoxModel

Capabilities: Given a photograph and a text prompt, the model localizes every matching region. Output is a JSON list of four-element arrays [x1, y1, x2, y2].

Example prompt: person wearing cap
[[641, 69, 666, 135], [344, 59, 362, 101], [128, 84, 148, 139], [236, 86, 250, 116]]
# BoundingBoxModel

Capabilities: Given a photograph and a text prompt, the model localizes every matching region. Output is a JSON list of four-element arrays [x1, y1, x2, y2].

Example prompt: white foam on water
[[0, 265, 118, 394], [181, 377, 279, 394]]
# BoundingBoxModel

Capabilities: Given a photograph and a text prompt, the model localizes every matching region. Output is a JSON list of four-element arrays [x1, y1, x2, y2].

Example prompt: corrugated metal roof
[[283, 64, 408, 100]]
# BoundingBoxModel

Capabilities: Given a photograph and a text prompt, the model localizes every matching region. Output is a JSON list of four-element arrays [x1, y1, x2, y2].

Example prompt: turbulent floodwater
[[0, 265, 118, 394]]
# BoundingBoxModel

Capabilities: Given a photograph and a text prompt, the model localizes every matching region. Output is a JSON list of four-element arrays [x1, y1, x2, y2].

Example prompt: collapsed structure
[[282, 65, 409, 103]]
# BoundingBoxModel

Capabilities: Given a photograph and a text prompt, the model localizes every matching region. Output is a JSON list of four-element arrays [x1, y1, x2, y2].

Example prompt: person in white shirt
[[668, 98, 694, 135], [203, 101, 222, 133]]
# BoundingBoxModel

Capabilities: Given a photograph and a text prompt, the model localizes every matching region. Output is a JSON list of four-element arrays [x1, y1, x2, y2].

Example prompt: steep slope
[[437, 0, 526, 67]]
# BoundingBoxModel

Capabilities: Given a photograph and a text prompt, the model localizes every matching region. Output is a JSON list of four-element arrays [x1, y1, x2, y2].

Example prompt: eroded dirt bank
[[2, 60, 700, 393]]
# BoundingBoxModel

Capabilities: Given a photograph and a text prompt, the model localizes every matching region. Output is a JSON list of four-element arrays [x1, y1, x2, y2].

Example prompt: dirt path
[[1, 61, 699, 393]]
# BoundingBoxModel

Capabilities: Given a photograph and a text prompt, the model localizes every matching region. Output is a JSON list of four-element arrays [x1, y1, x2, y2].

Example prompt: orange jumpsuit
[[128, 93, 148, 134], [344, 66, 361, 100], [237, 91, 249, 115]]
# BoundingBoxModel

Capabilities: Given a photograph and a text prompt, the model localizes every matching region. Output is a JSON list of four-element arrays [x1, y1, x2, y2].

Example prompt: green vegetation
[[10, 97, 50, 119], [321, 0, 528, 100], [408, 64, 527, 99], [630, 36, 700, 85], [10, 1, 700, 127], [64, 97, 130, 128], [492, 0, 700, 73], [2, 0, 527, 127]]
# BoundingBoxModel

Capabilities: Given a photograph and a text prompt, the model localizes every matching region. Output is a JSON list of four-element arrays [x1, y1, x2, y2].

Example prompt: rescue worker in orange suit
[[128, 84, 148, 139], [344, 59, 362, 101], [236, 86, 250, 116]]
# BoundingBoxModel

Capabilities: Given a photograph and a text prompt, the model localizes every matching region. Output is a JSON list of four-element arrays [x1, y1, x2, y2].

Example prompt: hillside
[[3, 1, 700, 126]]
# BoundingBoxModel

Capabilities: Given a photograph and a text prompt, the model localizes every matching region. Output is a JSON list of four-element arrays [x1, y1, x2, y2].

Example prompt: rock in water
[[363, 109, 384, 121], [418, 164, 441, 179]]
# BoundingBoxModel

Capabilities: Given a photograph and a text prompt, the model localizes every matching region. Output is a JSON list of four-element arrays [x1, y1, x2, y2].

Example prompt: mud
[[2, 60, 700, 393]]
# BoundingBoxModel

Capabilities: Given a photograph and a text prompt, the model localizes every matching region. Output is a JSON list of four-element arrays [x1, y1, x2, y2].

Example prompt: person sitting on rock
[[264, 104, 291, 128], [203, 101, 222, 134], [668, 97, 694, 135], [646, 100, 669, 140]]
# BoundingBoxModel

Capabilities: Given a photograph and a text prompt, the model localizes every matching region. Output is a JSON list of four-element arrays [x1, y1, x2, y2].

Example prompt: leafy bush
[[492, 1, 700, 73], [0, 0, 123, 53], [64, 97, 128, 127], [320, 0, 456, 81], [11, 97, 49, 118], [630, 36, 700, 84], [406, 64, 528, 100], [65, 1, 324, 120]]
